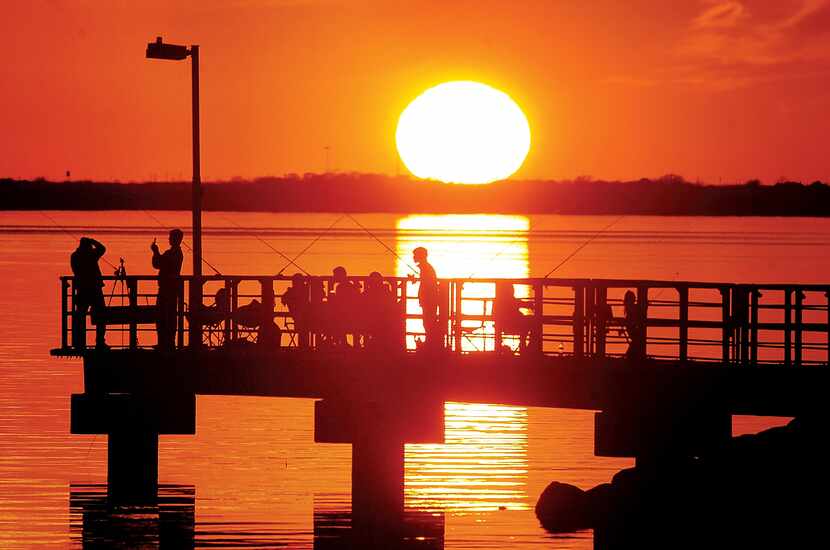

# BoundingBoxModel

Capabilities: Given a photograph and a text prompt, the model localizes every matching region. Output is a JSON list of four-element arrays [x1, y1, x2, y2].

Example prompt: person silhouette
[[362, 271, 396, 349], [151, 229, 184, 350], [494, 281, 534, 353], [413, 247, 440, 350], [329, 266, 360, 346], [70, 237, 108, 349], [282, 273, 310, 348]]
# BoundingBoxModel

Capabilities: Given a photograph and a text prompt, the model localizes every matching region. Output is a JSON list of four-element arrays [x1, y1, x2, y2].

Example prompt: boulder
[[534, 481, 591, 532]]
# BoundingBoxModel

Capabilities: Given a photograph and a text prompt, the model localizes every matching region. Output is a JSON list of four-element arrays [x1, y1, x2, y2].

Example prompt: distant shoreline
[[3, 175, 830, 217]]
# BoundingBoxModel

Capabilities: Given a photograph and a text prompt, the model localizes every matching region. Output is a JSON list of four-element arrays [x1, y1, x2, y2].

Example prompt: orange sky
[[2, 0, 829, 183]]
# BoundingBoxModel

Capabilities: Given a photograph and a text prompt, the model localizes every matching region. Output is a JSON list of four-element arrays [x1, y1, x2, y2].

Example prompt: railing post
[[223, 279, 233, 344], [128, 278, 138, 349], [230, 279, 239, 343], [784, 288, 792, 367], [61, 278, 69, 350], [750, 289, 760, 366], [177, 279, 185, 349], [637, 287, 648, 359], [586, 285, 596, 355], [794, 289, 804, 367], [738, 287, 750, 366], [596, 287, 607, 358], [826, 290, 830, 367], [188, 277, 202, 349], [678, 286, 688, 363], [720, 287, 731, 364], [494, 283, 502, 351], [454, 282, 463, 352], [533, 281, 544, 354], [398, 280, 406, 351], [573, 285, 584, 358]]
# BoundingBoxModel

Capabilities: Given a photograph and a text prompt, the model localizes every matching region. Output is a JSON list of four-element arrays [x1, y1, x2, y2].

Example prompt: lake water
[[1, 211, 825, 549]]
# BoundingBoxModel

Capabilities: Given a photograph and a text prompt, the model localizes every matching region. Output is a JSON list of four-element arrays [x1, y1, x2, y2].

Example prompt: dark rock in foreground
[[536, 416, 829, 548]]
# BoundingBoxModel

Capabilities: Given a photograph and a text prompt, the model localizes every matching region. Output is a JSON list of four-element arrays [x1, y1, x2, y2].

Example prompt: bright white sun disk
[[396, 81, 531, 184]]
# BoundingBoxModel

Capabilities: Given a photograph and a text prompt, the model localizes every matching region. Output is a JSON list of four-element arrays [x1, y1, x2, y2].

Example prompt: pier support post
[[351, 433, 405, 526], [107, 430, 159, 501]]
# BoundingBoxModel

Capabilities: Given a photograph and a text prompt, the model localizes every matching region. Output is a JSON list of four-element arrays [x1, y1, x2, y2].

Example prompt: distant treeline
[[3, 174, 830, 216]]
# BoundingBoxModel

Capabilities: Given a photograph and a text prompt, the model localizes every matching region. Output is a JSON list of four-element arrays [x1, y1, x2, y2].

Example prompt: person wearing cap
[[412, 247, 440, 349]]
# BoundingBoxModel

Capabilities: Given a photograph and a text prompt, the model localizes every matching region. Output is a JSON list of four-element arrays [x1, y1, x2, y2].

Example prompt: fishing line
[[544, 215, 625, 278], [276, 214, 345, 275], [346, 213, 418, 274], [38, 211, 118, 270], [218, 213, 310, 275]]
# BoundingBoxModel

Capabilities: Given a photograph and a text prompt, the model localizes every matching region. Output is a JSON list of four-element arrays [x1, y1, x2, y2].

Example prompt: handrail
[[55, 274, 830, 367]]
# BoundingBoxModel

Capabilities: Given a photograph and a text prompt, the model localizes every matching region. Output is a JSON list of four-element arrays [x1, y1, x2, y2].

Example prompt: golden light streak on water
[[396, 214, 530, 512]]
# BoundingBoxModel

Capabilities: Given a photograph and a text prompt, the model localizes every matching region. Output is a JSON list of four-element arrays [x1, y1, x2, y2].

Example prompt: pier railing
[[57, 275, 830, 365]]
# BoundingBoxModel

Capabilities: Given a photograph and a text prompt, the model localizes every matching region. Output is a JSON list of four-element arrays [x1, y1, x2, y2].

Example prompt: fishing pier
[[52, 273, 830, 520]]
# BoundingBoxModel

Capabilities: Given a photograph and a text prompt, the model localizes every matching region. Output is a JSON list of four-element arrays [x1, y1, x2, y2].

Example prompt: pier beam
[[595, 404, 730, 461]]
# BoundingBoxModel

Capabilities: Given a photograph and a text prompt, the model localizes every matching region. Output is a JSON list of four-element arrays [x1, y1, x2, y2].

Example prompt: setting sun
[[396, 81, 531, 184]]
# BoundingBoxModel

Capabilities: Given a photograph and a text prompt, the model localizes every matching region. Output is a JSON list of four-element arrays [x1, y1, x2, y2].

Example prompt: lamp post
[[146, 36, 202, 347]]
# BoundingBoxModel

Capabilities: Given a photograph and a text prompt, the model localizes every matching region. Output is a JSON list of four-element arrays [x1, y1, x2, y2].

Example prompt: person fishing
[[70, 237, 108, 350], [412, 246, 440, 350], [151, 229, 184, 350]]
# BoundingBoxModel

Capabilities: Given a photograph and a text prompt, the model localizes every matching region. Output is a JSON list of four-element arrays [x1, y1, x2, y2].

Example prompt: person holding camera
[[151, 229, 184, 350], [70, 237, 108, 350]]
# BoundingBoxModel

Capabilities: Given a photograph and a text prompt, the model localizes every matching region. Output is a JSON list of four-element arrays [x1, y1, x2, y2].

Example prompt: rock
[[537, 414, 830, 546], [534, 481, 591, 532]]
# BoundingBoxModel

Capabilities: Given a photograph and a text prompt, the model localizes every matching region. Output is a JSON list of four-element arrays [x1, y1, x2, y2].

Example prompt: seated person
[[360, 271, 397, 349], [202, 287, 231, 342], [235, 298, 281, 347], [282, 273, 310, 347], [327, 266, 360, 346], [494, 281, 535, 352]]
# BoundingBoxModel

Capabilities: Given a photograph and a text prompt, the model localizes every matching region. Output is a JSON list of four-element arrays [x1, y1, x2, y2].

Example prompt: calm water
[[1, 211, 825, 549]]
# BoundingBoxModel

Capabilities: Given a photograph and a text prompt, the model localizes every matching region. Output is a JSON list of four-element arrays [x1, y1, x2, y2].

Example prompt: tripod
[[107, 258, 128, 306]]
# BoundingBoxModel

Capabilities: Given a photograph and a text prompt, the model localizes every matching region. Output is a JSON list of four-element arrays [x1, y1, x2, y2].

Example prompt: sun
[[396, 81, 531, 184]]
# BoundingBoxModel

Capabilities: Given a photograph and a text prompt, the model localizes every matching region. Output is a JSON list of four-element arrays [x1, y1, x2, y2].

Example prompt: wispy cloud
[[675, 0, 830, 88], [692, 1, 746, 29]]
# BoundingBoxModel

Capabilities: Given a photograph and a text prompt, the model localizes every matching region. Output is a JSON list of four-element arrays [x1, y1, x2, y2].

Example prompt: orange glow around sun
[[396, 81, 531, 184]]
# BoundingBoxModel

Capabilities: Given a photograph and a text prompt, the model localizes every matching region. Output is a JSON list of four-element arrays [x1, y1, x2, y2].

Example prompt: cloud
[[674, 0, 830, 88], [692, 1, 746, 29]]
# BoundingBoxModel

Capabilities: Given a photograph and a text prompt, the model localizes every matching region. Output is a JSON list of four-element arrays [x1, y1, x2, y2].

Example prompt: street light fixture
[[146, 36, 203, 347]]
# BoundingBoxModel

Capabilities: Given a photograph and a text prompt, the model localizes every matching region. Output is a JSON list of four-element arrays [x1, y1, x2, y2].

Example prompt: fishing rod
[[346, 213, 419, 275], [275, 214, 345, 276], [218, 214, 310, 276], [543, 215, 625, 278], [38, 211, 119, 270]]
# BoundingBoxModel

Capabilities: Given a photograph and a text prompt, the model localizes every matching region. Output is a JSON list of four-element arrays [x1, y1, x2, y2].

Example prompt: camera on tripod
[[113, 257, 127, 280]]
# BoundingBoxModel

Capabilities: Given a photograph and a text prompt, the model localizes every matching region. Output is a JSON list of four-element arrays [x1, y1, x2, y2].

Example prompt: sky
[[2, 0, 829, 183]]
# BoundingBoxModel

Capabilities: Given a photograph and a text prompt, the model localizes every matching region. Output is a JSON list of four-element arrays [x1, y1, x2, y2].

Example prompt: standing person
[[151, 229, 184, 350], [413, 247, 440, 350], [70, 237, 108, 350]]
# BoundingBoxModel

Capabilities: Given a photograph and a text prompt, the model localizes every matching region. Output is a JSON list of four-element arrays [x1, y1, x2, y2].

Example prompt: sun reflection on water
[[396, 214, 530, 512]]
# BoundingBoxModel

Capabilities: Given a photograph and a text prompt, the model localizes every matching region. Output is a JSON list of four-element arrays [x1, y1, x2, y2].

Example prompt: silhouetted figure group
[[71, 232, 185, 351], [282, 266, 401, 350]]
